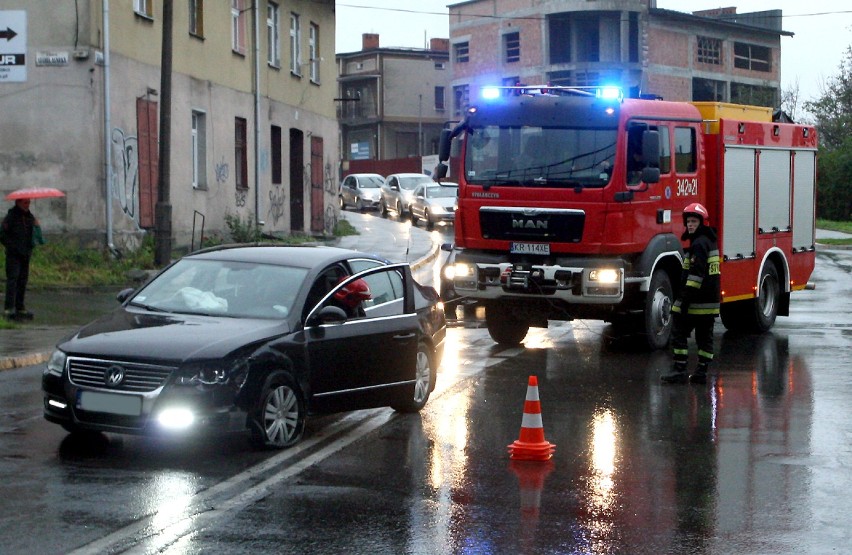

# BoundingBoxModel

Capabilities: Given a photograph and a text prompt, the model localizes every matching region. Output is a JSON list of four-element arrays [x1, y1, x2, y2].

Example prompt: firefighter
[[661, 202, 721, 384]]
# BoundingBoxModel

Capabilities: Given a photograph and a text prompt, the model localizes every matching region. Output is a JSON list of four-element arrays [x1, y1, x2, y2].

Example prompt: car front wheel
[[391, 342, 435, 413], [250, 374, 305, 449]]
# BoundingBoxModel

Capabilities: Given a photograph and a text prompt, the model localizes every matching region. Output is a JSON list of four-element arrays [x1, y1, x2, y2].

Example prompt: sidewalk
[[0, 211, 441, 371]]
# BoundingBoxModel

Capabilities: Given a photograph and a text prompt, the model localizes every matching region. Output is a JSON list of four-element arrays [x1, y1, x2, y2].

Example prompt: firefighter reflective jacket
[[672, 225, 720, 316]]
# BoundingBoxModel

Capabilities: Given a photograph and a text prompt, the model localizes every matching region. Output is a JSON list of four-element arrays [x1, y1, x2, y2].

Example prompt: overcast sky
[[334, 1, 852, 105]]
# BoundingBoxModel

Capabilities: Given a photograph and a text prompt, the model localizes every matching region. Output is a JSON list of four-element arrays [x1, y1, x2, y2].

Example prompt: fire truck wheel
[[486, 304, 529, 345], [751, 263, 780, 332], [643, 269, 674, 350]]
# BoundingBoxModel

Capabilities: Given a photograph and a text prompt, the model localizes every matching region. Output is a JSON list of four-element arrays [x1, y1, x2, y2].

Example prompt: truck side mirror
[[438, 129, 452, 162], [434, 163, 448, 179], [641, 167, 660, 184]]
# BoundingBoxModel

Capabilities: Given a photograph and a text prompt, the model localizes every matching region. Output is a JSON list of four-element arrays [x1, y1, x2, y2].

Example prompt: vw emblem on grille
[[104, 365, 126, 387]]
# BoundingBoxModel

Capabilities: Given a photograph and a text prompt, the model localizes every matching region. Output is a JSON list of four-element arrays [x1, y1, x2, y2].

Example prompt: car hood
[[429, 198, 457, 210], [58, 308, 290, 362]]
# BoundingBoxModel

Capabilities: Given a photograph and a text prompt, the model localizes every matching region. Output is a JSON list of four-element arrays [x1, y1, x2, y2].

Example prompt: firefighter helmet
[[333, 277, 372, 308], [683, 202, 709, 226]]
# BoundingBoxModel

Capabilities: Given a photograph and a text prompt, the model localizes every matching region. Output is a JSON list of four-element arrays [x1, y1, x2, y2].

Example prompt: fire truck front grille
[[479, 207, 585, 243]]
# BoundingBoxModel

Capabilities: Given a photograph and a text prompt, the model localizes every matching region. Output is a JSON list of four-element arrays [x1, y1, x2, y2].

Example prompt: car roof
[[387, 173, 432, 178], [185, 244, 386, 269]]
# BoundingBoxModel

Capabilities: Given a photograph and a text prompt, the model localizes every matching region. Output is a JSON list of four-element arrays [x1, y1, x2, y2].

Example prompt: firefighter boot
[[689, 362, 709, 384], [661, 362, 688, 384]]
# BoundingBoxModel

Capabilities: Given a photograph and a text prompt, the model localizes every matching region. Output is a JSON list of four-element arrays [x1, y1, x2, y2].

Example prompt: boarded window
[[504, 32, 520, 63], [235, 117, 248, 189], [454, 42, 469, 63]]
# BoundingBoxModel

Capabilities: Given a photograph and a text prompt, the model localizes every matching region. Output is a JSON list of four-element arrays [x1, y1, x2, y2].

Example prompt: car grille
[[479, 207, 585, 243], [68, 357, 176, 392]]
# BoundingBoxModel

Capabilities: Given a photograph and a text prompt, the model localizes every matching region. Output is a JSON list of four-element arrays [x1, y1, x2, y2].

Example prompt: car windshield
[[464, 125, 617, 188], [399, 176, 432, 190], [426, 185, 458, 199], [360, 176, 383, 188], [129, 258, 308, 319]]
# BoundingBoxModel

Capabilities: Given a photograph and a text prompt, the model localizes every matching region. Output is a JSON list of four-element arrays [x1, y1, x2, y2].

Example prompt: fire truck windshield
[[464, 125, 617, 188]]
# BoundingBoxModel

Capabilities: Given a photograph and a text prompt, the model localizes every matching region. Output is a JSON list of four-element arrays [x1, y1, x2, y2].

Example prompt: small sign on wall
[[36, 51, 69, 66]]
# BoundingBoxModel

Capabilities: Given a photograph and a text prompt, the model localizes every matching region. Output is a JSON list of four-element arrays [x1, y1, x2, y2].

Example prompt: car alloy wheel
[[251, 376, 305, 449], [391, 342, 434, 413]]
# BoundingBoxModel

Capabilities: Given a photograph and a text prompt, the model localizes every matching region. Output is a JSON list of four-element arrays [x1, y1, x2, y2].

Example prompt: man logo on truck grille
[[105, 365, 126, 387], [512, 219, 548, 230]]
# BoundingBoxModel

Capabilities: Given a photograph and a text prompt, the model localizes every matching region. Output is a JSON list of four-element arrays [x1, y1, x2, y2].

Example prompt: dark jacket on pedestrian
[[672, 224, 720, 316], [0, 204, 37, 258]]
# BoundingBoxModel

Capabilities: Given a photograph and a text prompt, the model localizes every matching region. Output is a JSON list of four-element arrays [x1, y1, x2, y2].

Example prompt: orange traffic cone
[[508, 375, 556, 460]]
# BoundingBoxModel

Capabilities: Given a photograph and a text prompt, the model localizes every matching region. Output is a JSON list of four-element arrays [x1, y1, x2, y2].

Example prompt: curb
[[0, 350, 51, 371]]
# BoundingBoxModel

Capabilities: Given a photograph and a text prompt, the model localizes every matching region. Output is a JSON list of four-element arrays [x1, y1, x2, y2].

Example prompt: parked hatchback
[[339, 173, 385, 212], [409, 182, 458, 229], [42, 245, 446, 449], [380, 173, 434, 217]]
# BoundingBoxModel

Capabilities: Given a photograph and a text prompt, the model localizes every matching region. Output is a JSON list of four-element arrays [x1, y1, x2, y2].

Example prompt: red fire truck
[[435, 86, 818, 349]]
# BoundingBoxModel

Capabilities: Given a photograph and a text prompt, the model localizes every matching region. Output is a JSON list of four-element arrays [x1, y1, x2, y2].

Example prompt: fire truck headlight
[[453, 262, 474, 278], [443, 263, 456, 281], [589, 269, 619, 284]]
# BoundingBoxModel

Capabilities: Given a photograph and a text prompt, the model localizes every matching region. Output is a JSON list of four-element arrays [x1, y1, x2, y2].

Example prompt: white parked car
[[409, 182, 458, 229], [380, 173, 434, 218], [339, 173, 385, 211]]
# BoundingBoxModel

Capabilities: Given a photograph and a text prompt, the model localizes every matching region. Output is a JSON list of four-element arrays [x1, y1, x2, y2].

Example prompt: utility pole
[[155, 0, 174, 266]]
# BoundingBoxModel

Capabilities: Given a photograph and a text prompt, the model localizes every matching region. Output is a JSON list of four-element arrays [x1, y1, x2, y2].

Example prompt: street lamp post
[[155, 0, 173, 266]]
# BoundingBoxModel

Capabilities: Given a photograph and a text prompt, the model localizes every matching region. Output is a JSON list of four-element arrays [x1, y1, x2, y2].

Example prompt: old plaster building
[[336, 34, 452, 170], [447, 0, 789, 116], [0, 0, 337, 252]]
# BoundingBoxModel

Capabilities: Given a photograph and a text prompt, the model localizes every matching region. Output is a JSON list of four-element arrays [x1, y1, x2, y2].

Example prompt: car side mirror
[[116, 287, 135, 303], [306, 305, 348, 326]]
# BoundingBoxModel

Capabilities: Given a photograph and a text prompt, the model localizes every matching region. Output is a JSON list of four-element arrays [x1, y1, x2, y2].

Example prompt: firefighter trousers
[[671, 313, 716, 367]]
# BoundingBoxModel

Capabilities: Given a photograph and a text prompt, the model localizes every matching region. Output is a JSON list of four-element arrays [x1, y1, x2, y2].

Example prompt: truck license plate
[[510, 242, 550, 255], [78, 391, 142, 416]]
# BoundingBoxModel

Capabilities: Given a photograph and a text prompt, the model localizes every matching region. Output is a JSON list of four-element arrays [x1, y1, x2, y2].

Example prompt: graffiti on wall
[[235, 188, 247, 208], [110, 128, 139, 220], [268, 184, 286, 226], [323, 160, 338, 236], [215, 157, 230, 184]]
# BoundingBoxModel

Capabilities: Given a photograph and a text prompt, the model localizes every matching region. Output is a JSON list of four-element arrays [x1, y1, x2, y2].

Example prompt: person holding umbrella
[[0, 187, 61, 320]]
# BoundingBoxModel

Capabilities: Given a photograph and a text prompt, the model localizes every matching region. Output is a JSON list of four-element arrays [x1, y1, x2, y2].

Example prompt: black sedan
[[42, 245, 446, 449]]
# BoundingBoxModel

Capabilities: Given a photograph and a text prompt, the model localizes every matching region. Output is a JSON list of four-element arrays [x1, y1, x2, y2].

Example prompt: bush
[[817, 138, 852, 221]]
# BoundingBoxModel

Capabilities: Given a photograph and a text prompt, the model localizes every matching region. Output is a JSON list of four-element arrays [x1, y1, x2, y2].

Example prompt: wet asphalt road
[[0, 239, 849, 554]]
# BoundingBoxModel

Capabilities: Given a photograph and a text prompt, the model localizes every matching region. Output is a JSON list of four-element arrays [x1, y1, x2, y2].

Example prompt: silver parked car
[[339, 173, 385, 212], [409, 182, 458, 229], [380, 173, 434, 218]]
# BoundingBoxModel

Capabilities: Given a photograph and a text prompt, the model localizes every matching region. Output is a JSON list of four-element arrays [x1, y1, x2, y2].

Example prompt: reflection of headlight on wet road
[[158, 408, 195, 430]]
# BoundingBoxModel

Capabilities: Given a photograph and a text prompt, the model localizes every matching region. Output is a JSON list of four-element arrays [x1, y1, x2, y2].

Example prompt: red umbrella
[[5, 187, 66, 200]]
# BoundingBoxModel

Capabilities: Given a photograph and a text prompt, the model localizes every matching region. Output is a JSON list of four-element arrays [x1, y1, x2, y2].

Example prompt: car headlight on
[[44, 350, 67, 377], [588, 269, 619, 283], [174, 364, 228, 386], [157, 407, 195, 430]]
